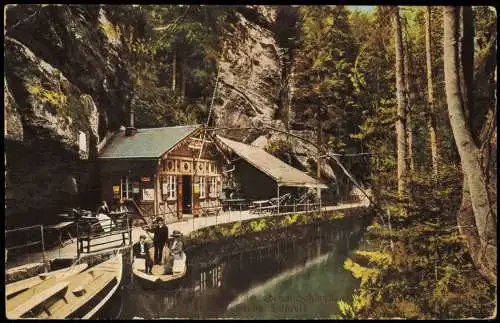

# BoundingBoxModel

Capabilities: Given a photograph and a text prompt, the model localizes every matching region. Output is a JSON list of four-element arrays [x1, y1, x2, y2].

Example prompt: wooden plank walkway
[[6, 199, 370, 270]]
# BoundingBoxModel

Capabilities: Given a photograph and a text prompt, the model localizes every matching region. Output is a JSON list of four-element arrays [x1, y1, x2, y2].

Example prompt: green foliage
[[347, 165, 495, 319], [293, 5, 362, 157], [344, 257, 380, 285], [355, 251, 393, 268], [229, 222, 242, 236], [249, 219, 268, 232], [280, 213, 299, 226], [329, 211, 344, 220], [27, 83, 68, 114], [335, 299, 357, 319], [105, 5, 231, 128], [100, 19, 120, 41]]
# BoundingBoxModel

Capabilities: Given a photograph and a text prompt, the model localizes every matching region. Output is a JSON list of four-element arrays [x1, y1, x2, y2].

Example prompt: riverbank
[[6, 196, 372, 284], [115, 214, 368, 319]]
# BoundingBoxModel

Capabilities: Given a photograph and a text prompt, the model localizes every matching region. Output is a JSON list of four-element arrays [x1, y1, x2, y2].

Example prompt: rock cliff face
[[4, 5, 131, 225], [214, 8, 285, 142], [215, 6, 335, 184], [4, 5, 333, 225]]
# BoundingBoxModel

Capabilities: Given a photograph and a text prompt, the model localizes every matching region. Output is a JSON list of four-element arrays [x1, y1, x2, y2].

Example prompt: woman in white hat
[[169, 230, 184, 260]]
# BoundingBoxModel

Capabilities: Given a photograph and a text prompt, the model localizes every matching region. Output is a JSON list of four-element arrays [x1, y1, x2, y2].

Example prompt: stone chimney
[[125, 106, 137, 136]]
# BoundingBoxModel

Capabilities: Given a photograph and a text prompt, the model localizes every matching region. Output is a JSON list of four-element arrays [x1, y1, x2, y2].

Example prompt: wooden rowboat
[[6, 263, 89, 300], [6, 253, 123, 319], [132, 250, 187, 289]]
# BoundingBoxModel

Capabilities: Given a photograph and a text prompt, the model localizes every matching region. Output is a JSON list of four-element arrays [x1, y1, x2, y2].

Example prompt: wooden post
[[319, 187, 322, 214], [177, 175, 183, 220], [40, 225, 46, 268], [128, 213, 132, 246], [76, 222, 80, 258], [277, 184, 280, 214], [317, 112, 322, 202]]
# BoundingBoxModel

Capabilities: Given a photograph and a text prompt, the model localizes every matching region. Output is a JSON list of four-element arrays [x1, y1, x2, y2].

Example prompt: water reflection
[[114, 219, 364, 319]]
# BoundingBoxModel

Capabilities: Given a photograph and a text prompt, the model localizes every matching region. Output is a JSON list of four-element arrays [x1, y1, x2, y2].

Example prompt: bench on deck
[[45, 221, 75, 248], [7, 281, 69, 319], [249, 200, 272, 214]]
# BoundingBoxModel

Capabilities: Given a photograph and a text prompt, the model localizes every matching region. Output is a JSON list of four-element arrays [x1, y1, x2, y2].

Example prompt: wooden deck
[[6, 199, 370, 271]]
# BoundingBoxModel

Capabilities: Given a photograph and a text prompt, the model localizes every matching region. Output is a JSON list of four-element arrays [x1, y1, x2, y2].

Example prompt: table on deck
[[79, 215, 98, 221], [109, 210, 128, 217], [222, 199, 246, 211], [108, 210, 128, 223], [45, 221, 75, 248]]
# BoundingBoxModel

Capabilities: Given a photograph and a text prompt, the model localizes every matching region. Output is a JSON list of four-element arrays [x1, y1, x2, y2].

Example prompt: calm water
[[102, 219, 364, 319]]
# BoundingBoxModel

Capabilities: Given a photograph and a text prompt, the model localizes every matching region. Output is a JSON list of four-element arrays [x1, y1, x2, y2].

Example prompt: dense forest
[[4, 5, 496, 318], [111, 5, 497, 318]]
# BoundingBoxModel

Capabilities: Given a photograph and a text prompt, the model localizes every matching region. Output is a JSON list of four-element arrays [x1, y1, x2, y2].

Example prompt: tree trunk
[[403, 18, 415, 172], [425, 6, 439, 176], [459, 7, 475, 139], [443, 6, 497, 285], [180, 60, 186, 104], [393, 6, 409, 197], [316, 112, 322, 199], [172, 50, 177, 92]]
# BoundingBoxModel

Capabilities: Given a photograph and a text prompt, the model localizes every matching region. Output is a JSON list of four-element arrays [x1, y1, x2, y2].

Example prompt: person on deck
[[148, 217, 169, 265], [133, 235, 153, 274], [96, 201, 114, 233], [97, 201, 110, 215], [169, 230, 184, 260]]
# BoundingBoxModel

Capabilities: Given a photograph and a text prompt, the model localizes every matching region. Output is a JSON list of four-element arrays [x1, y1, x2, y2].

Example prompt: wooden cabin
[[215, 135, 328, 202], [98, 125, 224, 221]]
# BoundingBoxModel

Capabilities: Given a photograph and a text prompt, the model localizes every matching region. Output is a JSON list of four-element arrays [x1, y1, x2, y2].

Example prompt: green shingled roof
[[99, 125, 200, 159], [216, 135, 328, 189]]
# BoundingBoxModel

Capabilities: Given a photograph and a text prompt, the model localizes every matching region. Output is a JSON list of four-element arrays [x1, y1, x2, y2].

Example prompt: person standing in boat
[[169, 230, 184, 259], [133, 235, 153, 274], [148, 217, 169, 265]]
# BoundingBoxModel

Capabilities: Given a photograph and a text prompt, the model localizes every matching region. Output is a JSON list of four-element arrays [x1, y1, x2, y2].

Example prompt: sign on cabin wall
[[133, 182, 140, 194], [142, 188, 154, 201], [112, 185, 120, 199], [188, 141, 203, 150], [161, 157, 219, 176]]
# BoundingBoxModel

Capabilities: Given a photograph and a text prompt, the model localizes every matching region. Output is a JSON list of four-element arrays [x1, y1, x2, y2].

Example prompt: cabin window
[[209, 177, 217, 198], [164, 175, 177, 201], [199, 177, 206, 199], [121, 177, 133, 200]]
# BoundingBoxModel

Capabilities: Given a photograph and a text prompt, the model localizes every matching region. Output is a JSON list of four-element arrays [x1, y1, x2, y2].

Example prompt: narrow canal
[[102, 216, 366, 319]]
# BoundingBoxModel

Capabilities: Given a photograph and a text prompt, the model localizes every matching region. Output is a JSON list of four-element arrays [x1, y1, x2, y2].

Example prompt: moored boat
[[132, 249, 187, 289], [6, 263, 89, 300], [6, 252, 123, 319]]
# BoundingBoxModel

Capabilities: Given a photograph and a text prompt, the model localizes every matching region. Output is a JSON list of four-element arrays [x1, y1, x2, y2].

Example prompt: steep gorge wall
[[4, 5, 132, 226], [214, 6, 285, 143], [216, 6, 337, 190]]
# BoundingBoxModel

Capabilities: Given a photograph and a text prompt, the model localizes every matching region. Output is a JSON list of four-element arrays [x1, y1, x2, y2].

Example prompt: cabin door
[[192, 176, 200, 217], [182, 175, 192, 214]]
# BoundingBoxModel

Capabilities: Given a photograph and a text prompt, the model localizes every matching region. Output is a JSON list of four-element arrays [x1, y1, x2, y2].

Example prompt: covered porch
[[215, 135, 328, 213]]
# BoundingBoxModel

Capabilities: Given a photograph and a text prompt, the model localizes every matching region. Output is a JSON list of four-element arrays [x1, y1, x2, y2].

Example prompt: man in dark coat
[[133, 235, 153, 274], [149, 217, 169, 264]]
